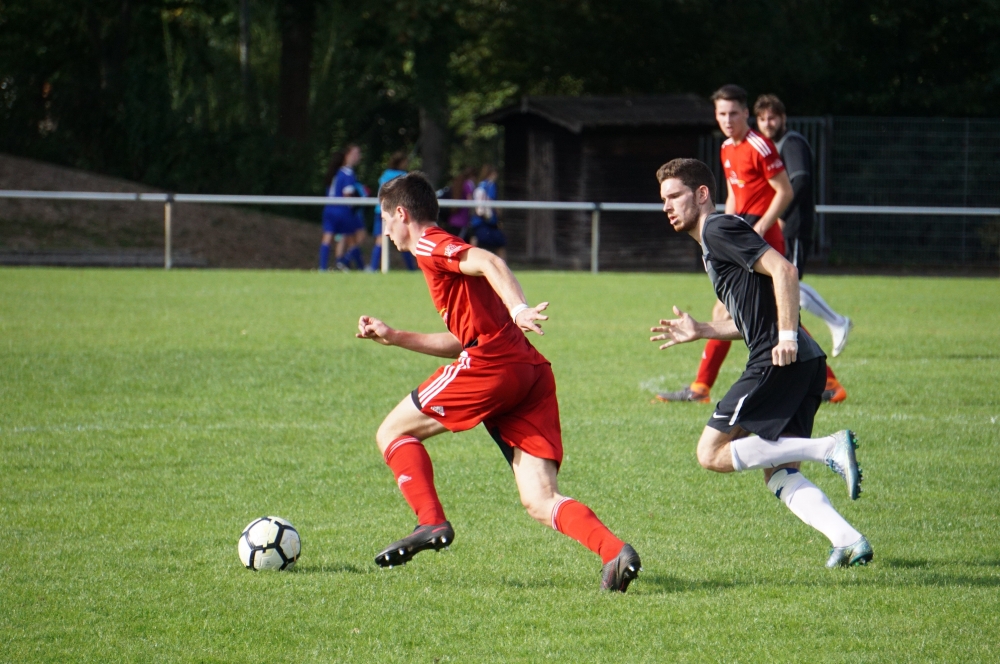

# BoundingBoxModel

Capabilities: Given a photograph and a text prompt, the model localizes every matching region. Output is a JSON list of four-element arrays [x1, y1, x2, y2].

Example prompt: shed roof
[[480, 95, 716, 133]]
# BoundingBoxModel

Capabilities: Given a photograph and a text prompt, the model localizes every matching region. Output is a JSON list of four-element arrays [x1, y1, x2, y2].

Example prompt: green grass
[[1, 268, 999, 663]]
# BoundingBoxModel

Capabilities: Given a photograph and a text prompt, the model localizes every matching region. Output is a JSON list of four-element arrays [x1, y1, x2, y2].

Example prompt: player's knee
[[375, 419, 397, 453], [695, 445, 716, 470], [520, 496, 551, 524]]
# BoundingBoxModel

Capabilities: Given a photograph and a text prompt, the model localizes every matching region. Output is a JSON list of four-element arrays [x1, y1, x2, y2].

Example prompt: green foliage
[[1, 0, 998, 198], [1, 269, 999, 661]]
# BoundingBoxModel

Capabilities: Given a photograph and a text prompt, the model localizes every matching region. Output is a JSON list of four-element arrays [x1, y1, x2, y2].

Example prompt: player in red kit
[[657, 84, 845, 405], [356, 172, 641, 592]]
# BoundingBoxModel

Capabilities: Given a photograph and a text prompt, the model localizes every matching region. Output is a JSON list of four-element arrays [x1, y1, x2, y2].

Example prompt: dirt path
[[0, 154, 326, 268]]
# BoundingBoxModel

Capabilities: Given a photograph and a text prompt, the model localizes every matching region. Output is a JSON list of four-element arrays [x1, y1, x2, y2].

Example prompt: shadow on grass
[[639, 573, 744, 594], [941, 354, 1000, 360], [293, 562, 369, 575], [638, 560, 1000, 594]]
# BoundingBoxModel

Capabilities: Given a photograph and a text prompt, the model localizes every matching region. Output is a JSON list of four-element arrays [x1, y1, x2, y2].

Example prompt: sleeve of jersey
[[761, 139, 786, 179], [781, 137, 811, 181], [414, 234, 473, 274], [705, 217, 771, 272]]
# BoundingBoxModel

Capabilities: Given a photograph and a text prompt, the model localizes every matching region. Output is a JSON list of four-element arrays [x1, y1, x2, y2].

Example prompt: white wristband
[[510, 303, 529, 322], [778, 330, 798, 342]]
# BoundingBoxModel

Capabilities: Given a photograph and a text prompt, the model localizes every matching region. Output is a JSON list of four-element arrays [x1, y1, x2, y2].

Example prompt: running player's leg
[[319, 231, 333, 271], [510, 448, 640, 591], [373, 396, 454, 567], [697, 426, 867, 562], [695, 300, 733, 391], [510, 449, 623, 563], [799, 282, 852, 356], [658, 299, 729, 402], [701, 360, 862, 499], [376, 396, 449, 526], [763, 464, 865, 555], [496, 363, 640, 590]]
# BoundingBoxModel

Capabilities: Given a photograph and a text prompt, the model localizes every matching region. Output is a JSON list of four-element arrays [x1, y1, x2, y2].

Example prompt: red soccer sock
[[551, 498, 625, 564], [383, 436, 447, 526], [695, 339, 732, 389]]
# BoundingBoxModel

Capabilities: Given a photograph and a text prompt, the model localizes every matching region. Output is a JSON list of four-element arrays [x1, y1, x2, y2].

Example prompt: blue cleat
[[826, 535, 873, 568], [825, 430, 863, 500]]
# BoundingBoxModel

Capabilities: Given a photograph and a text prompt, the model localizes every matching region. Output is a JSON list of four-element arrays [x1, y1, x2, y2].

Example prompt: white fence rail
[[2, 190, 998, 273]]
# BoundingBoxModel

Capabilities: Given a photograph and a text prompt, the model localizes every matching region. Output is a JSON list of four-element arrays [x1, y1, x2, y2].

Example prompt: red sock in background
[[551, 498, 625, 564], [801, 325, 838, 383], [383, 436, 447, 525], [695, 339, 732, 389]]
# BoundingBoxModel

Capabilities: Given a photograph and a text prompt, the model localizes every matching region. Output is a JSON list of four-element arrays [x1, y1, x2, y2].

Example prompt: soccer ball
[[238, 516, 301, 571]]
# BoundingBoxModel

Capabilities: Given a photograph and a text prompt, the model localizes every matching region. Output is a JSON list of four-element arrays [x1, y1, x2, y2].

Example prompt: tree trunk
[[277, 0, 315, 141], [239, 0, 251, 99], [413, 35, 451, 187]]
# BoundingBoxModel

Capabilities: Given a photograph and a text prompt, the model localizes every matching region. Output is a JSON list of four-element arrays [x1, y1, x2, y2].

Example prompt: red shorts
[[411, 352, 563, 464], [763, 224, 786, 255]]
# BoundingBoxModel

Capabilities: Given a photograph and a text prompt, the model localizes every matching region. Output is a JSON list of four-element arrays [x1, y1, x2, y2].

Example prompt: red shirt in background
[[721, 129, 785, 218]]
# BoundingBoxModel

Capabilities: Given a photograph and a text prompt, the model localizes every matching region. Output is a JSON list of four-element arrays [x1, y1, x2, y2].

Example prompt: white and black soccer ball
[[238, 516, 301, 571]]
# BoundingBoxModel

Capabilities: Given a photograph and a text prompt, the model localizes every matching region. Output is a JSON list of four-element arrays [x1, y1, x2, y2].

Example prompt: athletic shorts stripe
[[418, 354, 471, 405], [729, 393, 749, 426]]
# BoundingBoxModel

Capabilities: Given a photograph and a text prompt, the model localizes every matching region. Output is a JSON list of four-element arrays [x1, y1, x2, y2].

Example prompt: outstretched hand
[[514, 301, 550, 336], [356, 315, 394, 346], [650, 306, 701, 350]]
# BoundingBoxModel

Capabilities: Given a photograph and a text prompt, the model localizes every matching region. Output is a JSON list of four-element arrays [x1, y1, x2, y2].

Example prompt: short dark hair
[[387, 151, 408, 170], [710, 84, 748, 108], [378, 171, 439, 221], [656, 158, 716, 203], [753, 94, 786, 117]]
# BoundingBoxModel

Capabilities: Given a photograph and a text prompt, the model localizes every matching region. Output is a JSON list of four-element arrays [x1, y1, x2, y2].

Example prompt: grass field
[[2, 268, 999, 663]]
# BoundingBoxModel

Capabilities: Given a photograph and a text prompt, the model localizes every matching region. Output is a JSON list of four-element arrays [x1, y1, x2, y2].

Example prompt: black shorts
[[706, 357, 826, 441]]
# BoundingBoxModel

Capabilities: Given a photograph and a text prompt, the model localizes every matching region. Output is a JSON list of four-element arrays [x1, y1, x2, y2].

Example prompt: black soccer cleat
[[600, 543, 642, 593], [375, 521, 455, 568]]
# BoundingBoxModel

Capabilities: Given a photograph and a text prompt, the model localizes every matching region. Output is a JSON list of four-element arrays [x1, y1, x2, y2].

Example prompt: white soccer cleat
[[831, 318, 853, 357]]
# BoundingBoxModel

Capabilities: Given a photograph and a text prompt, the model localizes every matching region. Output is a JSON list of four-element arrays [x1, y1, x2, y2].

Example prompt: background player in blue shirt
[[319, 144, 366, 271], [470, 164, 507, 259]]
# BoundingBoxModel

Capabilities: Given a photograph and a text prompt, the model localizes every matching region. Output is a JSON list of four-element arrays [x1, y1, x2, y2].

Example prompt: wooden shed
[[480, 95, 717, 270]]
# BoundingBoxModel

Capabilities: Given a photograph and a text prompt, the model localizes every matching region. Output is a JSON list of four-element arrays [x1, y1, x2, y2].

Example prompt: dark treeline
[[1, 0, 997, 199]]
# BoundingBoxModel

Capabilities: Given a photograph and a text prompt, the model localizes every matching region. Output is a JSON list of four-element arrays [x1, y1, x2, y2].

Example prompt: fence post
[[164, 194, 173, 270], [381, 224, 390, 274], [590, 206, 600, 274]]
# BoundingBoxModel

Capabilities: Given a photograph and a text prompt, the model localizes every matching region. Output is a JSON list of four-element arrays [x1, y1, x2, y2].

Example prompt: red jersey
[[721, 129, 785, 217], [413, 226, 547, 365]]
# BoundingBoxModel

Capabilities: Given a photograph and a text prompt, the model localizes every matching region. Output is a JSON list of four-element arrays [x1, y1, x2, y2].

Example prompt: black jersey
[[701, 213, 825, 368], [773, 130, 814, 243]]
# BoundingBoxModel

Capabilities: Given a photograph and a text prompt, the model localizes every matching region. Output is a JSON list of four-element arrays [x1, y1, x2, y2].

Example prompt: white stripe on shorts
[[729, 393, 749, 426]]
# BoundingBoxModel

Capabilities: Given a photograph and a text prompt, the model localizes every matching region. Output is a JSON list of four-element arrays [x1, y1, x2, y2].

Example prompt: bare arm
[[650, 306, 742, 350], [725, 180, 736, 215], [752, 247, 800, 366], [356, 315, 463, 358], [458, 247, 549, 335], [753, 171, 793, 236]]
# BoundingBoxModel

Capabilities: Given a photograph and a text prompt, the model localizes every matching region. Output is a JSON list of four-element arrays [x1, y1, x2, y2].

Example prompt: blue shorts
[[473, 224, 506, 248], [323, 208, 364, 235]]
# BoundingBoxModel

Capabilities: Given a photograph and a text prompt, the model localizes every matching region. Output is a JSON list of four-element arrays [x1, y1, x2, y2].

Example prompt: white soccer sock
[[799, 283, 847, 328], [767, 468, 861, 547], [729, 434, 836, 471]]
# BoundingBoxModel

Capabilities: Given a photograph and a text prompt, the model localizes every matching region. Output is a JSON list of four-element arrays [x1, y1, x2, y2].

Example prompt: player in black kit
[[754, 95, 854, 376], [649, 158, 872, 568]]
